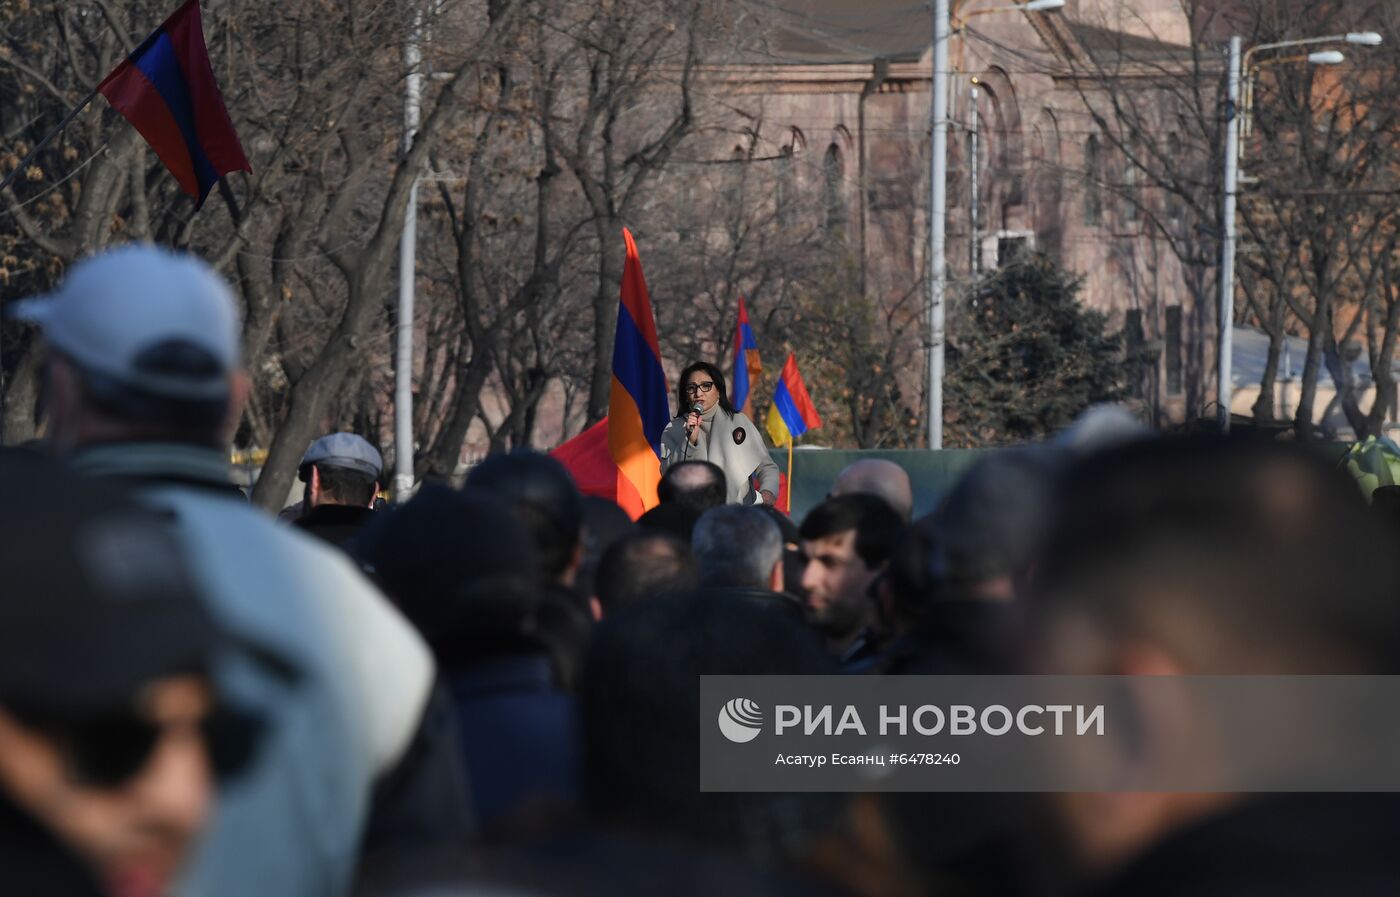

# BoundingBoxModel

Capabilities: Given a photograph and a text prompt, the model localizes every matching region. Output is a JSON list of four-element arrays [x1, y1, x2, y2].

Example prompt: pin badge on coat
[[733, 427, 747, 445]]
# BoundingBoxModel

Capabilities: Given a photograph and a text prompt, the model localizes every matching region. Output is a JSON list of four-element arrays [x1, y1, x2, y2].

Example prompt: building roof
[[750, 0, 934, 65], [745, 2, 1194, 70], [1064, 21, 1194, 67]]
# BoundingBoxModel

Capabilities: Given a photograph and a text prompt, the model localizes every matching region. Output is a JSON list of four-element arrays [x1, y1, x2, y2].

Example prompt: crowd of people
[[3, 244, 1400, 897]]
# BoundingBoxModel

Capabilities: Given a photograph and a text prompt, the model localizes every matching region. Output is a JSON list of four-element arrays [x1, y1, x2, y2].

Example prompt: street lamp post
[[1216, 31, 1379, 432], [927, 0, 1063, 450], [394, 9, 424, 501]]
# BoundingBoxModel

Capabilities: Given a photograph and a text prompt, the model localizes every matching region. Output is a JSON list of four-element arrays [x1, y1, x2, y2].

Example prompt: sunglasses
[[16, 704, 265, 789], [684, 381, 716, 395]]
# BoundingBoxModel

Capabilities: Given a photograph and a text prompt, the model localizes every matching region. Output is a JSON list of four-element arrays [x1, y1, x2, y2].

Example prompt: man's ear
[[221, 371, 251, 443], [769, 559, 785, 593], [41, 357, 82, 450], [370, 481, 381, 509], [307, 465, 322, 507]]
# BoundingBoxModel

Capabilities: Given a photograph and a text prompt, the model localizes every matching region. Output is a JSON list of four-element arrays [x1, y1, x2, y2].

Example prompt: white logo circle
[[718, 698, 763, 743]]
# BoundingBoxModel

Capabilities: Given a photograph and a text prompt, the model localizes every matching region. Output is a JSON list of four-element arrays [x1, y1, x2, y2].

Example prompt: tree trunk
[[587, 215, 622, 425], [1250, 325, 1283, 423]]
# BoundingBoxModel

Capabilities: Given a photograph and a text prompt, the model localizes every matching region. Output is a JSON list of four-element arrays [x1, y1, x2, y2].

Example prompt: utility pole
[[928, 0, 950, 450], [969, 82, 980, 279], [1217, 36, 1242, 434], [394, 9, 423, 500]]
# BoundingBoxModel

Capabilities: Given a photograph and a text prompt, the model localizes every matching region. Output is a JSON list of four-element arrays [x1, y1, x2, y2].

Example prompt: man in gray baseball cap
[[12, 245, 450, 897], [294, 432, 384, 548]]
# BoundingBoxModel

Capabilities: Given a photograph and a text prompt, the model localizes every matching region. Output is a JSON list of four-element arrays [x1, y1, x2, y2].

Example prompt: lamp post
[[927, 0, 1063, 450], [394, 8, 424, 502], [1216, 31, 1379, 433]]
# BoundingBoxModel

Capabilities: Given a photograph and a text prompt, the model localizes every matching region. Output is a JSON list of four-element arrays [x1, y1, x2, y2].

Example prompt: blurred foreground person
[[799, 495, 903, 669], [1028, 437, 1400, 897], [0, 451, 262, 897], [16, 246, 442, 897], [866, 448, 1061, 676], [357, 486, 580, 838], [293, 432, 384, 548], [829, 459, 914, 522]]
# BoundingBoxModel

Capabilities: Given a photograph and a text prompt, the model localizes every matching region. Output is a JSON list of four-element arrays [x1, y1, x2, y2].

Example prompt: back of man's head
[[830, 459, 914, 522], [1031, 437, 1400, 674], [299, 432, 384, 507], [636, 501, 702, 542], [15, 246, 242, 447], [693, 505, 783, 591], [919, 446, 1066, 600], [799, 493, 903, 571], [594, 532, 696, 613], [658, 460, 727, 513], [465, 450, 583, 584], [580, 591, 836, 852]]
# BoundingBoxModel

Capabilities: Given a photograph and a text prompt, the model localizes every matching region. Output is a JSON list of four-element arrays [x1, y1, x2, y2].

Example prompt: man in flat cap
[[294, 432, 384, 548]]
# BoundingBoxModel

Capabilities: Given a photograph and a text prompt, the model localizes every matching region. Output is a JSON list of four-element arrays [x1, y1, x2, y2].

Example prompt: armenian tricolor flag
[[732, 296, 763, 417], [98, 0, 250, 208], [606, 229, 670, 518], [765, 353, 822, 448]]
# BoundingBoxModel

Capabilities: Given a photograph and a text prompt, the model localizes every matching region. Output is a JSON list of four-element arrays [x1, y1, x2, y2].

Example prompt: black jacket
[[0, 794, 106, 896], [292, 504, 376, 549], [1089, 795, 1400, 897]]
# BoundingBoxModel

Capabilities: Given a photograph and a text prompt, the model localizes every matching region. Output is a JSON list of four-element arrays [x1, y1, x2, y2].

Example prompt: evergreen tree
[[946, 252, 1129, 447]]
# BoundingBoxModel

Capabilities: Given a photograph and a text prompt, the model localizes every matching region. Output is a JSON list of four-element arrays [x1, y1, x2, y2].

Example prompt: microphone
[[685, 401, 703, 437]]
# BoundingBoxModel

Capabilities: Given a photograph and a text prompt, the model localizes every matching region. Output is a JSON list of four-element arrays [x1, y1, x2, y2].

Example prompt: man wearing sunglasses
[[14, 247, 444, 897], [0, 450, 261, 897]]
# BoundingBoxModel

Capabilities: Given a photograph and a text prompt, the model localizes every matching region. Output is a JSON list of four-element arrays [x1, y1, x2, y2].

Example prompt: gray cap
[[300, 433, 384, 480], [10, 245, 241, 401]]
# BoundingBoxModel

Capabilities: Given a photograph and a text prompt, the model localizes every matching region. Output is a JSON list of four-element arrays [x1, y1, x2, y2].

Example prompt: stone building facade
[[715, 0, 1217, 428]]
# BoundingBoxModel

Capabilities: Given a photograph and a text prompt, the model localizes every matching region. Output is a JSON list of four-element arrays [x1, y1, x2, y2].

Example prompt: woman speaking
[[660, 361, 780, 505]]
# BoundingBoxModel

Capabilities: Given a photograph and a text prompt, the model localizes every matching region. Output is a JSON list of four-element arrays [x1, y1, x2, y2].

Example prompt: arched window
[[1123, 145, 1140, 225], [776, 145, 794, 221], [1166, 134, 1185, 228], [1083, 134, 1102, 225], [824, 143, 846, 234]]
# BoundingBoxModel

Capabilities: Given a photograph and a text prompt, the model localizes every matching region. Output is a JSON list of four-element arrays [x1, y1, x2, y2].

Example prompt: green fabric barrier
[[769, 448, 991, 522]]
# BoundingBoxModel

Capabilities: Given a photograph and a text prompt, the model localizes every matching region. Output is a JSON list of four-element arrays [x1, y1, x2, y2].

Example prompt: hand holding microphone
[[685, 401, 704, 446]]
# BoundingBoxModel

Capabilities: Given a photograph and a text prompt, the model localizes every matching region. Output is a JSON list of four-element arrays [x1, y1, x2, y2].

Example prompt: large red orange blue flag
[[732, 296, 763, 417], [766, 353, 823, 448], [98, 0, 250, 208], [607, 229, 670, 518]]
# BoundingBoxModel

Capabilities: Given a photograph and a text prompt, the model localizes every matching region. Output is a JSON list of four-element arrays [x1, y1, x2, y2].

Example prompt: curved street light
[[1217, 31, 1382, 433], [928, 0, 1065, 449]]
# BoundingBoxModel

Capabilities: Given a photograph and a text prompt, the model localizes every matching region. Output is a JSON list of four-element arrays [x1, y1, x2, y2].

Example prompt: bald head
[[658, 460, 727, 513], [830, 459, 913, 522]]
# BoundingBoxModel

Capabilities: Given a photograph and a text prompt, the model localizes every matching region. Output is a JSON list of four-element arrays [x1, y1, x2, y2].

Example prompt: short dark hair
[[1032, 437, 1400, 672], [636, 502, 702, 542], [799, 494, 904, 570], [658, 460, 727, 512], [675, 361, 734, 419], [465, 451, 583, 581], [594, 532, 696, 612], [65, 353, 229, 442], [312, 464, 378, 506]]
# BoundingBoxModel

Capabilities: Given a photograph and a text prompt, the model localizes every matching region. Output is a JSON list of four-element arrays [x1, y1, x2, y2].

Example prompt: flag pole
[[786, 436, 794, 514], [0, 87, 101, 195]]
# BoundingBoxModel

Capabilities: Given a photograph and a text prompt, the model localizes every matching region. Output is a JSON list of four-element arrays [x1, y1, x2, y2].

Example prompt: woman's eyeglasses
[[684, 381, 715, 395]]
